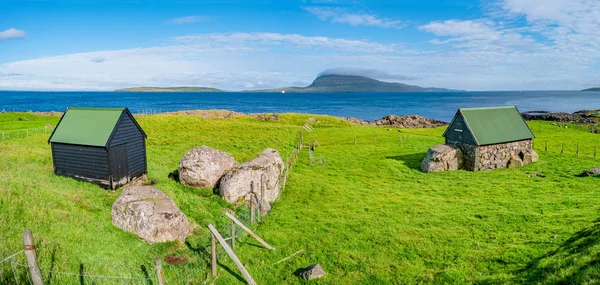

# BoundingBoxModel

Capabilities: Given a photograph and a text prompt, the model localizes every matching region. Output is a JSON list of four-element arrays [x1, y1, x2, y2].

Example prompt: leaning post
[[22, 230, 44, 285], [211, 232, 217, 276]]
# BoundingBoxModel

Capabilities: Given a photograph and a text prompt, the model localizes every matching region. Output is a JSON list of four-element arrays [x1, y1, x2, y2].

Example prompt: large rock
[[179, 146, 238, 189], [112, 186, 192, 244], [522, 151, 539, 164], [218, 149, 284, 213], [421, 144, 463, 172], [298, 264, 326, 280], [508, 156, 524, 168]]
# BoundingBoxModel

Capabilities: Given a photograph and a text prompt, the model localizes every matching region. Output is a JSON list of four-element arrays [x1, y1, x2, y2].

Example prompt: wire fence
[[0, 125, 55, 141], [0, 126, 305, 285]]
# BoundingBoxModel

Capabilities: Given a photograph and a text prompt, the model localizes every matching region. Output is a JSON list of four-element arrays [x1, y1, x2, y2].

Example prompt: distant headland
[[582, 87, 600, 92], [114, 74, 461, 93], [115, 87, 223, 92]]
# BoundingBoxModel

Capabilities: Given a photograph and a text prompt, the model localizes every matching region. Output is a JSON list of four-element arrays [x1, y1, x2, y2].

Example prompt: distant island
[[115, 74, 460, 93], [582, 87, 600, 92], [246, 74, 460, 93], [115, 87, 223, 92]]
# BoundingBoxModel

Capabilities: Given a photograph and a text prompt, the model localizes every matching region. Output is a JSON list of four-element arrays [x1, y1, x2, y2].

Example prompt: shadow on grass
[[386, 153, 426, 171], [517, 218, 600, 284]]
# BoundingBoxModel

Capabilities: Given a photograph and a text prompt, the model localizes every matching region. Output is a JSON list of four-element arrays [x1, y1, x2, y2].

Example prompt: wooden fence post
[[208, 224, 257, 285], [223, 212, 275, 250], [211, 232, 217, 276], [231, 220, 236, 249], [155, 257, 164, 285], [22, 230, 44, 285]]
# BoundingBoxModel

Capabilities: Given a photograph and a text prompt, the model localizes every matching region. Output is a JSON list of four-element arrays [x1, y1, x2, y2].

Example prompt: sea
[[1, 90, 599, 122]]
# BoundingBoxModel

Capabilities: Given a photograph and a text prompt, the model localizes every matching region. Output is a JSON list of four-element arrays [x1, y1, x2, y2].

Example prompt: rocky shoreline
[[521, 110, 598, 124], [343, 115, 448, 128], [18, 109, 599, 129]]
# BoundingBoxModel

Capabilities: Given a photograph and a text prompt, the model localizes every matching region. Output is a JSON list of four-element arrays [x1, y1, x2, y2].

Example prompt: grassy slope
[[1, 112, 600, 284]]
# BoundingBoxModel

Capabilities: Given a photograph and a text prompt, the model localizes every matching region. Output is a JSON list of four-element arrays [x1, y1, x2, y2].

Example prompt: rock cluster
[[218, 148, 284, 214], [343, 115, 448, 128], [179, 146, 238, 189], [111, 186, 192, 244], [179, 146, 284, 215], [521, 111, 597, 124], [421, 144, 463, 172], [373, 115, 448, 128]]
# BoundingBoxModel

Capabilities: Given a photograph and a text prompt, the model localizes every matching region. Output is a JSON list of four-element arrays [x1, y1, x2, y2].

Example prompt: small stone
[[298, 264, 326, 280], [577, 167, 600, 177]]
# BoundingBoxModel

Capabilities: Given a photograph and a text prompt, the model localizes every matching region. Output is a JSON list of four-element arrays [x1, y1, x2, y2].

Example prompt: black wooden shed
[[48, 107, 147, 189]]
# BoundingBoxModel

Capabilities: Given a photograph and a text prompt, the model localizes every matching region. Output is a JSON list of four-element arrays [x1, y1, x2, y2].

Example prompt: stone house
[[442, 106, 537, 171]]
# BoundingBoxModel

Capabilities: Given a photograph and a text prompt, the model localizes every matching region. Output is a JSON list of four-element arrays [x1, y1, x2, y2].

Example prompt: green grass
[[1, 112, 600, 284]]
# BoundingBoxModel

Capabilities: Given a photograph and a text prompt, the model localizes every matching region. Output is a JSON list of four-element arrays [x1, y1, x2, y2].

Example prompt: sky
[[0, 0, 599, 91]]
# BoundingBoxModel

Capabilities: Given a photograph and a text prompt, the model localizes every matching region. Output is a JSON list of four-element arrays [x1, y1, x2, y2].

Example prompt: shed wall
[[110, 113, 147, 178], [51, 143, 109, 180], [444, 114, 477, 145], [448, 140, 533, 171]]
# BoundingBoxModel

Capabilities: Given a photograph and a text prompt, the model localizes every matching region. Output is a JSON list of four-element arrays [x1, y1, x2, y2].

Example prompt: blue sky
[[1, 0, 599, 91]]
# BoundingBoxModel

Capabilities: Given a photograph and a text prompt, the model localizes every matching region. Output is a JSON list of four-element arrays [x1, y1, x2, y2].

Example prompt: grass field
[[1, 112, 599, 284]]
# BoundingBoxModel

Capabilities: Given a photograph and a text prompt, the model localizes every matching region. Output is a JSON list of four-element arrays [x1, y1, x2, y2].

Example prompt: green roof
[[49, 108, 125, 147], [451, 106, 534, 145]]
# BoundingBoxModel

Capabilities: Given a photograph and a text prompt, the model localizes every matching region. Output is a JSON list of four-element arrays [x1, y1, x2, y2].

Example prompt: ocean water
[[1, 90, 599, 122]]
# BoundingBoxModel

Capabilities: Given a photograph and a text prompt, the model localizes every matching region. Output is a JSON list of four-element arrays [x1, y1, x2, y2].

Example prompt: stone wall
[[447, 139, 536, 171]]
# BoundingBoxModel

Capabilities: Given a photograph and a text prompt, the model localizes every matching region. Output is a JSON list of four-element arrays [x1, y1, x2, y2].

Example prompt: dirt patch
[[164, 255, 188, 265]]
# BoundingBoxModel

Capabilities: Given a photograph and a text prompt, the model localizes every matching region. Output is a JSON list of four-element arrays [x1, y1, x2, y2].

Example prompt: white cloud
[[167, 15, 210, 24], [304, 7, 404, 28], [420, 19, 537, 50], [0, 28, 25, 40], [173, 32, 399, 53], [3, 0, 600, 92]]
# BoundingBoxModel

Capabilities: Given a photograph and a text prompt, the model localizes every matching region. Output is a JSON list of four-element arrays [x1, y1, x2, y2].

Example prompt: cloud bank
[[1, 0, 600, 91], [0, 28, 26, 40]]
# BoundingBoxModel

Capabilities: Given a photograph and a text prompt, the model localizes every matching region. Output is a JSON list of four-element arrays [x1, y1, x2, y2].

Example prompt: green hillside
[[115, 87, 223, 92], [1, 112, 600, 284]]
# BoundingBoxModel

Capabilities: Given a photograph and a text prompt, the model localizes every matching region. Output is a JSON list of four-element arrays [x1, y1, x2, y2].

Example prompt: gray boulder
[[218, 149, 284, 213], [508, 156, 524, 168], [578, 167, 600, 177], [112, 186, 192, 244], [298, 264, 326, 280], [179, 146, 238, 189], [522, 151, 539, 164], [421, 144, 463, 172]]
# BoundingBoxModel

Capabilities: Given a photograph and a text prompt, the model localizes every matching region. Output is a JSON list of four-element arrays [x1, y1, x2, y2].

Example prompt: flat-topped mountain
[[582, 87, 600, 92], [248, 74, 460, 93], [115, 87, 223, 92]]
